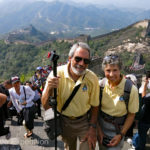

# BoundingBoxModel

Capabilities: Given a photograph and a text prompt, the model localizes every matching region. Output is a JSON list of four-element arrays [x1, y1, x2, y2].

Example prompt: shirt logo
[[119, 95, 124, 101], [82, 84, 87, 91]]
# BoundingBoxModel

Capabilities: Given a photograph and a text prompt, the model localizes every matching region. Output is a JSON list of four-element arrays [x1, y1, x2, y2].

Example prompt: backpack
[[99, 78, 133, 112]]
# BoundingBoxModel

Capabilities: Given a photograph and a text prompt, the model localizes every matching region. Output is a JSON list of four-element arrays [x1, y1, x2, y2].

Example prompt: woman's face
[[13, 81, 20, 89], [104, 64, 121, 84]]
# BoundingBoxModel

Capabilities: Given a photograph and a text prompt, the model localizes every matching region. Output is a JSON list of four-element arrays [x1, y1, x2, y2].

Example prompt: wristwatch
[[118, 132, 124, 139], [89, 123, 96, 129]]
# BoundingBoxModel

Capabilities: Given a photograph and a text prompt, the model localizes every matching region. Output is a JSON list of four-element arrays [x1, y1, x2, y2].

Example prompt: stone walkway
[[0, 108, 150, 150]]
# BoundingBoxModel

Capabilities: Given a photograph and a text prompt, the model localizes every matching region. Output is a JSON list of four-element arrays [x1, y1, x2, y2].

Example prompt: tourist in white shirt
[[9, 76, 35, 138]]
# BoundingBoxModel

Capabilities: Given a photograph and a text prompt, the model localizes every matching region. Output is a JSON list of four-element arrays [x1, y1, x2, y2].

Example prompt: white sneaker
[[132, 145, 135, 149], [127, 138, 132, 145], [23, 120, 25, 126], [128, 145, 135, 150]]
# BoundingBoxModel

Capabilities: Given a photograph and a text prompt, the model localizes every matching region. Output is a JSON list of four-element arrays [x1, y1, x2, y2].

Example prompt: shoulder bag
[[44, 84, 81, 140]]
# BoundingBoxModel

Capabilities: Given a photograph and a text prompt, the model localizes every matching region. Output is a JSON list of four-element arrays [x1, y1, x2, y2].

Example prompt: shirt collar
[[106, 76, 125, 89]]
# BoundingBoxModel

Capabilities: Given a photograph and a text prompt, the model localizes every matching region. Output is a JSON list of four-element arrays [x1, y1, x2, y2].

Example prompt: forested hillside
[[0, 20, 150, 81]]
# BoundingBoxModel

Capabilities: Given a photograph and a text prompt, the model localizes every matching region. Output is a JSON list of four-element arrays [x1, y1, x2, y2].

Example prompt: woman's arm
[[120, 113, 135, 137], [9, 90, 21, 113], [107, 113, 135, 147]]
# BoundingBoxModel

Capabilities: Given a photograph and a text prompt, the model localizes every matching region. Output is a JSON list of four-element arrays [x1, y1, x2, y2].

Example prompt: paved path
[[0, 108, 150, 150]]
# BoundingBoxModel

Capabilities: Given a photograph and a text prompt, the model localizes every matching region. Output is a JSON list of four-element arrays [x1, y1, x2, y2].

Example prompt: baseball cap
[[11, 76, 20, 84], [36, 66, 42, 70]]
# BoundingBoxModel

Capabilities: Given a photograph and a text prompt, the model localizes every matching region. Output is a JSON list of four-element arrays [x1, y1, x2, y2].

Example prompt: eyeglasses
[[74, 56, 91, 64], [104, 55, 118, 61]]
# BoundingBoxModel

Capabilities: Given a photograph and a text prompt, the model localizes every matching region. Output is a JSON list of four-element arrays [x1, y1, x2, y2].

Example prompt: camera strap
[[23, 86, 26, 101], [61, 73, 86, 112], [61, 84, 81, 112]]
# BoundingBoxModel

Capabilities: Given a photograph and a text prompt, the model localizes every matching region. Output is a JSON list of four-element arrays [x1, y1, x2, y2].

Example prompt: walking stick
[[47, 51, 59, 150]]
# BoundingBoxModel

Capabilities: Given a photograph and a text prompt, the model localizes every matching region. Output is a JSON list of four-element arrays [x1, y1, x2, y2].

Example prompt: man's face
[[104, 64, 121, 83], [69, 47, 90, 76]]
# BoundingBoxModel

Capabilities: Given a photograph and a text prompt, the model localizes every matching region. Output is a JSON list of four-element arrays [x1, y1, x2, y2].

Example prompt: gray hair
[[68, 42, 91, 58], [102, 54, 122, 70]]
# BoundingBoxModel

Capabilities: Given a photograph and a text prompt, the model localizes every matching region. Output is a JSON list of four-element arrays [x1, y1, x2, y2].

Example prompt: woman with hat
[[9, 76, 35, 138]]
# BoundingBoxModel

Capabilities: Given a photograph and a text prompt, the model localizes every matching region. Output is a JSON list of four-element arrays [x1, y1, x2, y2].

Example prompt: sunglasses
[[104, 55, 118, 61], [74, 56, 91, 64]]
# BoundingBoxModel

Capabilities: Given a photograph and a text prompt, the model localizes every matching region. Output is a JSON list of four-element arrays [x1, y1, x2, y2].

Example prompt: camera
[[102, 135, 113, 147], [146, 70, 150, 79], [47, 51, 59, 62]]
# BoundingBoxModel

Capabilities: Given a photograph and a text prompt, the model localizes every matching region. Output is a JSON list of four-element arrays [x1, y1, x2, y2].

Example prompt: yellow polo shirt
[[101, 78, 139, 117], [47, 64, 99, 117]]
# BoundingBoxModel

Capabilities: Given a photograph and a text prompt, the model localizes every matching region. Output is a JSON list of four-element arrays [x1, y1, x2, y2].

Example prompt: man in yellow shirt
[[42, 42, 99, 150]]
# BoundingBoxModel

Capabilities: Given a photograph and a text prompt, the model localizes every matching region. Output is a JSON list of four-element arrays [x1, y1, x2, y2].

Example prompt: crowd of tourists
[[0, 42, 150, 150]]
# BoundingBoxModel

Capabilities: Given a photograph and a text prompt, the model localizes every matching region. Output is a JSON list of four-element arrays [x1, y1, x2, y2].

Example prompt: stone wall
[[88, 57, 104, 76]]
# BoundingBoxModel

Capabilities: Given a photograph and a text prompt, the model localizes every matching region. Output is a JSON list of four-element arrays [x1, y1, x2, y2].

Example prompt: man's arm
[[82, 106, 99, 150], [41, 76, 59, 110], [0, 93, 7, 107], [41, 83, 53, 110], [89, 106, 99, 127]]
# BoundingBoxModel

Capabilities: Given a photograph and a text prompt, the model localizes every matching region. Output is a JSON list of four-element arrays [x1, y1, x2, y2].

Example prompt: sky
[[0, 0, 150, 9]]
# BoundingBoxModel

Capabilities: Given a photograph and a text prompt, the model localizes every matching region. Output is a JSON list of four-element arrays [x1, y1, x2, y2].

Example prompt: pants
[[23, 105, 35, 130], [61, 114, 90, 150], [98, 117, 124, 150], [35, 98, 41, 117], [17, 110, 24, 125], [2, 101, 8, 120], [0, 107, 9, 136], [136, 121, 150, 150]]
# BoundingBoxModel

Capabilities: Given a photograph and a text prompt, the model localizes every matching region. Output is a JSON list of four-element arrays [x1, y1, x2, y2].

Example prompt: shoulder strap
[[61, 84, 81, 112], [123, 79, 133, 112], [99, 78, 133, 112], [23, 86, 26, 101], [99, 78, 106, 108], [61, 73, 86, 112]]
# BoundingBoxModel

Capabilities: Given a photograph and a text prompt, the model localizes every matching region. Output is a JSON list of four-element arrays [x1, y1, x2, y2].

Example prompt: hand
[[97, 124, 104, 144], [21, 101, 27, 105], [107, 134, 122, 147], [81, 127, 97, 150], [47, 76, 60, 89], [7, 101, 12, 108]]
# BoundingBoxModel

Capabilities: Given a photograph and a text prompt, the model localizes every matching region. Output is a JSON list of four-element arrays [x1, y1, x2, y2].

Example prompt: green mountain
[[4, 25, 55, 44], [0, 1, 150, 37], [0, 20, 150, 81]]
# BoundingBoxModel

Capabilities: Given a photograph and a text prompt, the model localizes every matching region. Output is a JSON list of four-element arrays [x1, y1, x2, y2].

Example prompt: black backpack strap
[[23, 86, 26, 101], [99, 86, 104, 109], [61, 72, 87, 112], [99, 78, 107, 108], [61, 84, 81, 112], [123, 79, 133, 112]]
